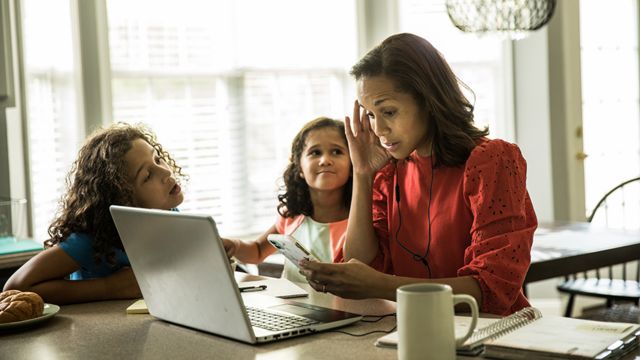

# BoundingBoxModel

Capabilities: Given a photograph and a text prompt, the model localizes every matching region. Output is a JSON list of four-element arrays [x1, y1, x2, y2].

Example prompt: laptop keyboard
[[246, 306, 320, 331]]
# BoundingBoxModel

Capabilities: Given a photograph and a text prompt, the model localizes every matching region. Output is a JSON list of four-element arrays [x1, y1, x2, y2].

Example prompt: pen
[[239, 285, 267, 293]]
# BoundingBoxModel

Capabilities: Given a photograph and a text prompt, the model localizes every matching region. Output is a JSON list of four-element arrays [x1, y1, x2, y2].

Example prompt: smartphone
[[266, 234, 316, 267]]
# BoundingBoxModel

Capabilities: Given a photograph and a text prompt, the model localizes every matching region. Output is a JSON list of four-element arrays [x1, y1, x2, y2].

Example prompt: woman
[[299, 33, 537, 315]]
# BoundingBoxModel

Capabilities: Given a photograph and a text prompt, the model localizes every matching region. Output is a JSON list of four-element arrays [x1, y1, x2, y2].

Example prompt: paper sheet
[[126, 299, 149, 314], [125, 278, 308, 314], [376, 316, 500, 348], [238, 278, 308, 299]]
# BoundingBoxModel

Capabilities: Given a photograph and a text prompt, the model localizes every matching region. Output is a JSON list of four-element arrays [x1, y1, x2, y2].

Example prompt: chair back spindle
[[557, 177, 640, 318]]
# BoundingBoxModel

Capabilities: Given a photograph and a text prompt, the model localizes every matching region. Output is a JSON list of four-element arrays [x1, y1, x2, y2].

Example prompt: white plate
[[0, 303, 60, 329]]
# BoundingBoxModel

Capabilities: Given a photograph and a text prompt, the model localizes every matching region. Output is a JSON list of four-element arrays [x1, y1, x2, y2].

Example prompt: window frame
[[7, 0, 519, 239]]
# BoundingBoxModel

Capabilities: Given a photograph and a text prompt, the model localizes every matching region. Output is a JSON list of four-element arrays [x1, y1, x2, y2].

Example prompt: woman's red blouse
[[369, 138, 537, 315]]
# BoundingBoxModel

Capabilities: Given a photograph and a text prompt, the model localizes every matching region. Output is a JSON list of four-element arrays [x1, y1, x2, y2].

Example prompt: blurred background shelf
[[0, 237, 42, 265], [0, 198, 42, 287]]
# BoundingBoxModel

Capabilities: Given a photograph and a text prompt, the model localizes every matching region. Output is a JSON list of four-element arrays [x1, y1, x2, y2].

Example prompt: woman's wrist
[[375, 273, 398, 300], [352, 171, 375, 183]]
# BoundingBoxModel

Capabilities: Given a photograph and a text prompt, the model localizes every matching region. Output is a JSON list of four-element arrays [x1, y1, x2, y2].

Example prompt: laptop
[[109, 205, 362, 343]]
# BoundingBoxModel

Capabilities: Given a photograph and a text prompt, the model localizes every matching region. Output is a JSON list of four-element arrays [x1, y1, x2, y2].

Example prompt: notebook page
[[485, 317, 638, 357], [126, 299, 148, 314]]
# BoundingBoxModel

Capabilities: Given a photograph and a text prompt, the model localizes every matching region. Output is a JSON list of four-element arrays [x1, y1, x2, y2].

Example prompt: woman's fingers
[[304, 277, 337, 294], [306, 272, 334, 285], [344, 116, 355, 141], [351, 99, 361, 136], [299, 261, 342, 286], [299, 259, 339, 274], [360, 105, 371, 133], [305, 279, 322, 291], [298, 260, 375, 299]]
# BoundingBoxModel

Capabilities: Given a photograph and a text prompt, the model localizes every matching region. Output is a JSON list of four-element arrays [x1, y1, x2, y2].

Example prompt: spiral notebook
[[375, 313, 509, 356], [376, 307, 640, 358]]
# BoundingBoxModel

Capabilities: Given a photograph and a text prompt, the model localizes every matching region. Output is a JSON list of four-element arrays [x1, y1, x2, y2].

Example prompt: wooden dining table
[[525, 222, 640, 284], [4, 274, 639, 360]]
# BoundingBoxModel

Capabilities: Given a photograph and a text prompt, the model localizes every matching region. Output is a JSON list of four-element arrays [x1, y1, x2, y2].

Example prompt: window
[[21, 1, 516, 240], [398, 0, 514, 140], [580, 0, 640, 225], [21, 0, 81, 240], [106, 0, 357, 235]]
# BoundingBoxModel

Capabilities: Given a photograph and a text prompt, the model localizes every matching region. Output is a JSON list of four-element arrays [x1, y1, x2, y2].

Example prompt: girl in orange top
[[299, 33, 537, 315], [223, 117, 352, 282]]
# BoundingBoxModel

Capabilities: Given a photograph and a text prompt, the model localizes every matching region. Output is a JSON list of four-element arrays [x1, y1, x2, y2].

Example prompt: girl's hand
[[106, 267, 142, 299], [345, 100, 391, 177], [298, 258, 390, 300], [221, 238, 238, 258]]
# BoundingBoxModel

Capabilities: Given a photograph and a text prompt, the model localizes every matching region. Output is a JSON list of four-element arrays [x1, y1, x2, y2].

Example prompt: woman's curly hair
[[277, 117, 352, 218], [46, 122, 186, 266]]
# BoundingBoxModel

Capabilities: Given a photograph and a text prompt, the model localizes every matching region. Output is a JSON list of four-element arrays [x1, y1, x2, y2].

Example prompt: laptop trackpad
[[271, 304, 344, 322]]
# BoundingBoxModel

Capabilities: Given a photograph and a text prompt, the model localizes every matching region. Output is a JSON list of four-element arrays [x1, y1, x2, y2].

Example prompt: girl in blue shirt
[[4, 123, 186, 304]]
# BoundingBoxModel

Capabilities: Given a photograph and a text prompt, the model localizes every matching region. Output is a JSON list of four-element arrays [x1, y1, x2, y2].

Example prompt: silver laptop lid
[[109, 205, 256, 343]]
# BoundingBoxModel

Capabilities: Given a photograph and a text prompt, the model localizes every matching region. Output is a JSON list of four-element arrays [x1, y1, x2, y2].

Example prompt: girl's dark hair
[[350, 33, 489, 167], [46, 122, 186, 265], [277, 117, 352, 218]]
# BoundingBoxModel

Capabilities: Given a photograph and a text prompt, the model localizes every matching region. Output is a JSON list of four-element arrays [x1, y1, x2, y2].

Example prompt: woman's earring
[[299, 172, 304, 178]]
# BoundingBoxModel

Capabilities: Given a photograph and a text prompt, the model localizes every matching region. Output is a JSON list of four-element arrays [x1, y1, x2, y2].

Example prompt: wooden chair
[[556, 177, 640, 318]]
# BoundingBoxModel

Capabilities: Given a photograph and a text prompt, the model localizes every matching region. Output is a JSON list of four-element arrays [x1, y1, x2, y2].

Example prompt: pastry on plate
[[0, 289, 45, 323]]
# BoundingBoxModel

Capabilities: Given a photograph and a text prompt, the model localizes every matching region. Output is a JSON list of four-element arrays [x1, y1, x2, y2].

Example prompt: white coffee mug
[[397, 283, 478, 360]]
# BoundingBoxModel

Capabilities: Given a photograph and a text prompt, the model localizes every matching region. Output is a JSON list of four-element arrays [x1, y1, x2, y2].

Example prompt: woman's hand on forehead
[[344, 100, 390, 176]]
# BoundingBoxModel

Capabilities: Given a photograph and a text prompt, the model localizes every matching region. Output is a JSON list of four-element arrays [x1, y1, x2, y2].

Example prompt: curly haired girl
[[4, 123, 186, 304], [223, 117, 352, 282]]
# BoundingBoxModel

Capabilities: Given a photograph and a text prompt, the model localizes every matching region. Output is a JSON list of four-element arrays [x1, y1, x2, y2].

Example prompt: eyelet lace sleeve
[[458, 140, 538, 315]]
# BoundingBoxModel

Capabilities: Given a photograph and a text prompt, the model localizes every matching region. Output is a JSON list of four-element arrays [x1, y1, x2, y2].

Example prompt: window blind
[[23, 0, 518, 240], [107, 0, 357, 236], [22, 0, 81, 241]]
